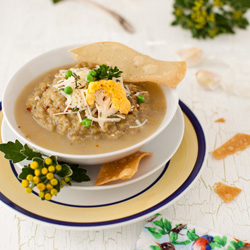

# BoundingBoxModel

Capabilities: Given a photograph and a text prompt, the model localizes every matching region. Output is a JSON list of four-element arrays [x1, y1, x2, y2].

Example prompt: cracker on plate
[[95, 151, 152, 186], [70, 42, 186, 88], [214, 182, 242, 203], [213, 133, 250, 159]]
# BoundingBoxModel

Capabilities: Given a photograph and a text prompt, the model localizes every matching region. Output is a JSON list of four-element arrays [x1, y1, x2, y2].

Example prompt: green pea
[[136, 95, 145, 103], [89, 70, 97, 77], [64, 86, 73, 94], [85, 74, 94, 82], [65, 70, 72, 79], [82, 118, 92, 127]]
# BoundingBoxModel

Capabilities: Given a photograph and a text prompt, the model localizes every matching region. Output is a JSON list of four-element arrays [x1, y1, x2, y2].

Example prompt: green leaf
[[20, 144, 42, 160], [237, 0, 250, 8], [53, 0, 63, 3], [170, 232, 178, 243], [237, 241, 245, 248], [175, 240, 191, 245], [150, 246, 161, 250], [53, 180, 61, 193], [227, 246, 235, 250], [153, 218, 165, 230], [230, 241, 240, 249], [145, 227, 162, 239], [210, 242, 216, 249], [187, 231, 195, 241], [163, 219, 172, 231], [171, 20, 180, 26], [215, 242, 222, 248], [70, 165, 90, 182], [214, 236, 223, 245], [18, 165, 34, 180], [158, 229, 166, 235], [187, 230, 199, 241], [93, 64, 123, 81], [32, 157, 45, 169], [57, 164, 73, 177], [193, 233, 200, 241], [50, 155, 58, 165], [154, 213, 162, 217], [0, 140, 26, 163], [221, 236, 227, 246]]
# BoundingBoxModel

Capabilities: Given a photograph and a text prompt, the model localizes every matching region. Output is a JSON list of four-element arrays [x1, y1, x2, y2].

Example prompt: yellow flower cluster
[[175, 8, 183, 17], [192, 0, 204, 11], [191, 0, 216, 30], [213, 0, 224, 7], [233, 10, 243, 20], [172, 0, 249, 39], [208, 28, 219, 38], [21, 157, 70, 201]]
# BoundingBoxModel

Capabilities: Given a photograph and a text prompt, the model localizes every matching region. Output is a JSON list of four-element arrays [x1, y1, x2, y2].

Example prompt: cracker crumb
[[214, 182, 242, 203], [213, 133, 250, 159], [215, 118, 225, 123]]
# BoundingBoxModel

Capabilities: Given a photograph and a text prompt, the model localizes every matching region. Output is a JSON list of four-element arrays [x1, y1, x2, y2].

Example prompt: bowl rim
[[2, 44, 179, 160]]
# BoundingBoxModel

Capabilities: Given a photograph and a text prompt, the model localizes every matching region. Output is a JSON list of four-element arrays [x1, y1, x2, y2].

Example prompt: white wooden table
[[1, 0, 250, 249]]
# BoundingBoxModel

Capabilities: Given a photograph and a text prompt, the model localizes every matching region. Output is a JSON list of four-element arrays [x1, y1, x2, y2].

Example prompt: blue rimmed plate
[[0, 101, 206, 230]]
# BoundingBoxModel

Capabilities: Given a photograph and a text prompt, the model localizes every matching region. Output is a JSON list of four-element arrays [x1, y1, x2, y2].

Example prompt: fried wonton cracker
[[214, 182, 242, 203], [95, 151, 152, 186], [70, 42, 186, 88], [213, 133, 250, 159]]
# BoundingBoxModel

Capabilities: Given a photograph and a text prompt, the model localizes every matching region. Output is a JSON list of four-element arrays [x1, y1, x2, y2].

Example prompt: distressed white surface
[[1, 0, 250, 249]]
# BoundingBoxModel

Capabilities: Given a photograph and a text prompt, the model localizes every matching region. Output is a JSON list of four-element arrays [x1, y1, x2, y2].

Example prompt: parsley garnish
[[94, 64, 123, 80]]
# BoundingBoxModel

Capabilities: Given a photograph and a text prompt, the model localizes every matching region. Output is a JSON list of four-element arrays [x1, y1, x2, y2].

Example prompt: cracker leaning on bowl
[[95, 151, 152, 186], [70, 42, 185, 185], [70, 42, 187, 88]]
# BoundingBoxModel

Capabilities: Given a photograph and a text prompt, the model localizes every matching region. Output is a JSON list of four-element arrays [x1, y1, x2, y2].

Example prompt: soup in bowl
[[2, 44, 184, 164]]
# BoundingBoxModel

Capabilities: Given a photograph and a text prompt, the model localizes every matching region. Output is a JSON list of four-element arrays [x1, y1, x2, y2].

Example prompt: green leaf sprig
[[0, 140, 90, 200], [146, 218, 191, 246], [172, 0, 250, 39], [85, 64, 123, 82]]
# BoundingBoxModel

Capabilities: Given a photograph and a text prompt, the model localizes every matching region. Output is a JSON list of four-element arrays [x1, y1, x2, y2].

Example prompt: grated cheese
[[135, 91, 148, 96], [124, 85, 131, 96], [129, 119, 148, 128], [52, 66, 148, 130]]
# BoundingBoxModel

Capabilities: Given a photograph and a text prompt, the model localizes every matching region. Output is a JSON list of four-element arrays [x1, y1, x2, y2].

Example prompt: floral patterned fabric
[[135, 214, 249, 250]]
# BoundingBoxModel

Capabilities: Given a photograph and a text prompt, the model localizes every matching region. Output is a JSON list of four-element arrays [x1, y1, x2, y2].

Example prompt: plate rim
[[0, 100, 206, 230]]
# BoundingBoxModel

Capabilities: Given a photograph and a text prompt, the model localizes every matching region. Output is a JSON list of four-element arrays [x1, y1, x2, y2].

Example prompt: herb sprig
[[172, 0, 250, 39], [96, 65, 123, 80], [86, 64, 123, 82], [72, 72, 81, 89], [0, 140, 90, 200]]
